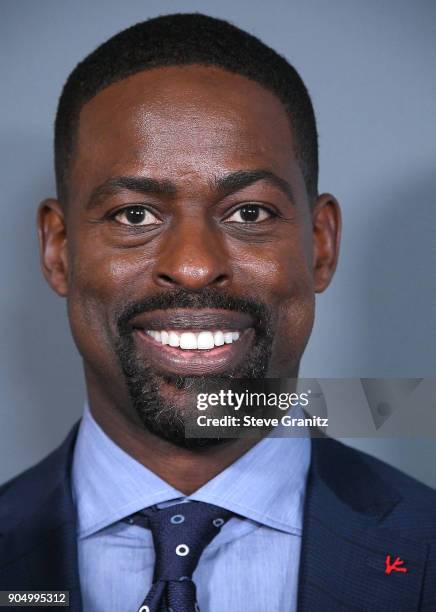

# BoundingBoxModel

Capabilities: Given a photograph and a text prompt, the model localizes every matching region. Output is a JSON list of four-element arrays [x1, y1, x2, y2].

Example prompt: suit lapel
[[297, 437, 428, 611], [0, 424, 82, 612]]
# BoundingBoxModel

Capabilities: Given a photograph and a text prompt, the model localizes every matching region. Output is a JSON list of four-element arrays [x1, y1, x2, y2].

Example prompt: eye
[[113, 205, 161, 226], [224, 204, 275, 224]]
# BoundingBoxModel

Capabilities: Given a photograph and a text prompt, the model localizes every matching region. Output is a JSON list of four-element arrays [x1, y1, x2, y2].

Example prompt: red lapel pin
[[385, 554, 408, 574]]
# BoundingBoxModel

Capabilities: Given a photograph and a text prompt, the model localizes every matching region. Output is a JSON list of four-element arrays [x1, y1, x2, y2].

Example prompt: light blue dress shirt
[[72, 404, 310, 612]]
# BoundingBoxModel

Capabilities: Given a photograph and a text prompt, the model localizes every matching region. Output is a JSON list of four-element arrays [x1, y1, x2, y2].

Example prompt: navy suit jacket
[[1, 424, 436, 611]]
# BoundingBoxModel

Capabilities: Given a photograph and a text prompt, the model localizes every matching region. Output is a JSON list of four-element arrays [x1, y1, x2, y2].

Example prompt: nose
[[152, 216, 232, 290]]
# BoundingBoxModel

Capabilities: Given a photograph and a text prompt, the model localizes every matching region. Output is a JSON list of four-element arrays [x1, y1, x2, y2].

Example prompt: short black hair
[[55, 13, 318, 204]]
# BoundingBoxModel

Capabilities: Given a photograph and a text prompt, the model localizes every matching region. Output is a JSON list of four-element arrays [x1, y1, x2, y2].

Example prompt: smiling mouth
[[130, 309, 257, 376], [144, 329, 240, 350]]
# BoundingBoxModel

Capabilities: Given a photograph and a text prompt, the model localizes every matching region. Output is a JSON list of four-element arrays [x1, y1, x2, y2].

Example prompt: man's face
[[39, 65, 340, 446]]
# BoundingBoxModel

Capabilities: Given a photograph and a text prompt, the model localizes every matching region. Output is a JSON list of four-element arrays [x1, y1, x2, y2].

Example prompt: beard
[[114, 288, 274, 449]]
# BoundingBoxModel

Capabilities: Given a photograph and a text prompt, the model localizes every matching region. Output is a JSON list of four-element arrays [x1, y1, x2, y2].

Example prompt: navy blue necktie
[[126, 501, 232, 612]]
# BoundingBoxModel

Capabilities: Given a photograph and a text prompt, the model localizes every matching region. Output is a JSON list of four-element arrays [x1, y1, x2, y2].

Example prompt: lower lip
[[134, 328, 255, 376]]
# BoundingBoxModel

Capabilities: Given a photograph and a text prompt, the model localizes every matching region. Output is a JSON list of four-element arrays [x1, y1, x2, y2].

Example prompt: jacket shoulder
[[0, 423, 79, 531], [324, 438, 436, 531]]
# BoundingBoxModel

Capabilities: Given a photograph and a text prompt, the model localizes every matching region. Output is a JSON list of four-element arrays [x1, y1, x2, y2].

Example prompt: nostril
[[214, 274, 229, 287], [157, 273, 177, 286]]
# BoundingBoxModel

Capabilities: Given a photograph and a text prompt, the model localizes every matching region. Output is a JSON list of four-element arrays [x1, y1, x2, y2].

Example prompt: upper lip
[[130, 308, 255, 331]]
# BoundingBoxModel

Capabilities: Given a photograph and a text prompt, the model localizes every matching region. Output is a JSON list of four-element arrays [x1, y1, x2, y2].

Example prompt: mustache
[[116, 287, 271, 336]]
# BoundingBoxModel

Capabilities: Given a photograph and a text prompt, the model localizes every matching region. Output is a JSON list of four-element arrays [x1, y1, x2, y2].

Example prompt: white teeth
[[197, 331, 215, 350], [179, 332, 198, 350], [168, 331, 180, 347], [145, 329, 243, 350], [214, 331, 225, 346]]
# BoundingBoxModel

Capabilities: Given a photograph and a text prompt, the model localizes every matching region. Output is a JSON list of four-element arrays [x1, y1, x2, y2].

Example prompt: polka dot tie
[[127, 501, 233, 612]]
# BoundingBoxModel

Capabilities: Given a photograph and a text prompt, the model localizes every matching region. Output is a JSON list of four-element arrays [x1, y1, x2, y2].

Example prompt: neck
[[89, 396, 261, 495]]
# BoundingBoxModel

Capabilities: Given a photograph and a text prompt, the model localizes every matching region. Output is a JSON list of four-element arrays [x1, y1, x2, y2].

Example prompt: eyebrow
[[213, 169, 295, 202], [86, 169, 295, 210], [86, 176, 177, 209]]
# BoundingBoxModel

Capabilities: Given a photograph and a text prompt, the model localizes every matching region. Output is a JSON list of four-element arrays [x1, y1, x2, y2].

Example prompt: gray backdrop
[[1, 0, 435, 486]]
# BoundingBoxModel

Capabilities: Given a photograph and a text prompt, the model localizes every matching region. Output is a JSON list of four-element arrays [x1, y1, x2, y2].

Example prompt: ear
[[37, 198, 69, 297], [311, 193, 342, 292]]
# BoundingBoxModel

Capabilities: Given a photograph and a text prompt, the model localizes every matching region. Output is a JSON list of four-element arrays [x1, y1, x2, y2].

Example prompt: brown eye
[[225, 204, 273, 223], [114, 206, 161, 226]]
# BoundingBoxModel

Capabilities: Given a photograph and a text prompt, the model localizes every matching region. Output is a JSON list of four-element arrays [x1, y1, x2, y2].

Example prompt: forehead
[[70, 65, 302, 201]]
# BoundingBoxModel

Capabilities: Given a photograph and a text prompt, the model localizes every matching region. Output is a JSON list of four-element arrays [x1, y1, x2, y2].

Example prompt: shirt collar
[[72, 403, 310, 538]]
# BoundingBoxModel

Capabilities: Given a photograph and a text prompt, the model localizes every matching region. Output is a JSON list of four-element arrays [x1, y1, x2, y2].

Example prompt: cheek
[[70, 246, 151, 308], [232, 237, 314, 306], [66, 244, 153, 363], [271, 278, 315, 375], [232, 239, 315, 373]]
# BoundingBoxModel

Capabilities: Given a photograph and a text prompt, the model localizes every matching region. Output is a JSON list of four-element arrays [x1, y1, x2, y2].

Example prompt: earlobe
[[37, 198, 69, 297], [312, 193, 342, 292]]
